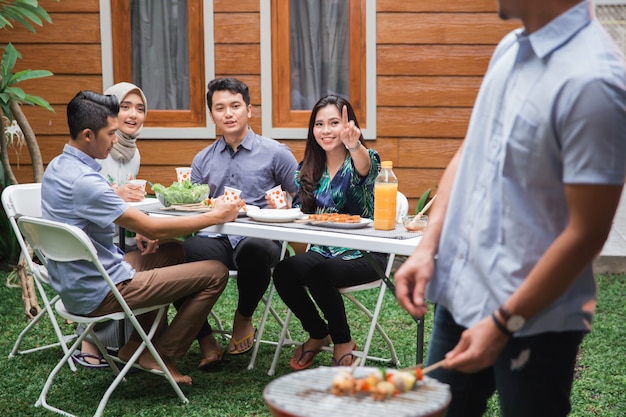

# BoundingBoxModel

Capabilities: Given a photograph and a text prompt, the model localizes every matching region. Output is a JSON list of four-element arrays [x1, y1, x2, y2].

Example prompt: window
[[261, 0, 376, 139], [101, 0, 215, 138]]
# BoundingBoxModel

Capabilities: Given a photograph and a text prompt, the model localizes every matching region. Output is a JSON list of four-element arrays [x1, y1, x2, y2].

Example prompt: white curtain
[[130, 0, 190, 110], [289, 0, 350, 110]]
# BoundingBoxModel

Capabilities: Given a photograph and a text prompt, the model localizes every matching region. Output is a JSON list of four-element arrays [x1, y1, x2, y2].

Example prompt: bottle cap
[[381, 161, 393, 168]]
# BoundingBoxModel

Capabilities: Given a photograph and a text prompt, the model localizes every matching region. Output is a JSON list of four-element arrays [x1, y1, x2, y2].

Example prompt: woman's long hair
[[298, 95, 365, 213]]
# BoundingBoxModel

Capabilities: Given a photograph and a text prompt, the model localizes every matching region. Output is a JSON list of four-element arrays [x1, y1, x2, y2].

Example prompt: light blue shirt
[[191, 128, 298, 247], [429, 1, 626, 336], [42, 144, 132, 315]]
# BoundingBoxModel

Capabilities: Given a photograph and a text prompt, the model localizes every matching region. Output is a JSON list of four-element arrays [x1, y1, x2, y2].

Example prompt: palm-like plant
[[1, 0, 55, 185], [0, 0, 56, 318]]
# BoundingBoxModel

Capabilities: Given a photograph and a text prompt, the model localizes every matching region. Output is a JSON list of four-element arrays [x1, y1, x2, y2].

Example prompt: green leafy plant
[[1, 0, 56, 186], [415, 188, 432, 214], [0, 43, 53, 120], [0, 0, 56, 296]]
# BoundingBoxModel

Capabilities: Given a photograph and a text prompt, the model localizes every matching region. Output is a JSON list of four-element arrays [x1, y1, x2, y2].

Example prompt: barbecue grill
[[264, 366, 450, 417]]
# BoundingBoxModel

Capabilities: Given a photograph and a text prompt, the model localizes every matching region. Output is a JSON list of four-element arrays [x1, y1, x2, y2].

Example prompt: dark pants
[[180, 235, 282, 337], [426, 306, 585, 417], [272, 251, 387, 344]]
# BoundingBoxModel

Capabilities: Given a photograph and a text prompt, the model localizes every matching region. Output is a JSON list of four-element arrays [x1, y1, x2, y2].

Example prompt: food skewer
[[421, 358, 446, 375], [330, 358, 448, 401]]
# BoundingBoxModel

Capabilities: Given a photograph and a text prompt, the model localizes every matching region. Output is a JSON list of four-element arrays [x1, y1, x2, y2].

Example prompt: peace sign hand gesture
[[340, 105, 361, 151]]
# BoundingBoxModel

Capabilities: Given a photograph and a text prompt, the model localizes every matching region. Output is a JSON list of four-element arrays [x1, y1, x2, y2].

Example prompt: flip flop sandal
[[228, 328, 257, 355], [289, 345, 323, 371], [71, 350, 109, 369], [198, 349, 227, 372], [332, 344, 358, 367]]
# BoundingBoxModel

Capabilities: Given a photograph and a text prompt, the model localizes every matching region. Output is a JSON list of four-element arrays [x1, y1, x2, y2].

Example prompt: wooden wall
[[6, 0, 518, 211]]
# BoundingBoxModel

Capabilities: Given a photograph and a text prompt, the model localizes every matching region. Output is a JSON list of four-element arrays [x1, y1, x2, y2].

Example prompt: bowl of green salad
[[151, 181, 209, 207]]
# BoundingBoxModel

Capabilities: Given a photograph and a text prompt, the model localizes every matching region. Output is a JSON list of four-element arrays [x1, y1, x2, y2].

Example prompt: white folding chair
[[1, 183, 77, 371], [18, 216, 188, 417], [209, 240, 294, 370], [267, 248, 400, 376]]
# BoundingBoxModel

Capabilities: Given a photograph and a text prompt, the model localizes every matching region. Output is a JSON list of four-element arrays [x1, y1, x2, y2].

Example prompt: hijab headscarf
[[104, 82, 148, 162]]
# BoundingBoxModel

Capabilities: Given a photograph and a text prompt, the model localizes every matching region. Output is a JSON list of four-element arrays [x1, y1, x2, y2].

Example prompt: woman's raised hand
[[340, 105, 361, 149]]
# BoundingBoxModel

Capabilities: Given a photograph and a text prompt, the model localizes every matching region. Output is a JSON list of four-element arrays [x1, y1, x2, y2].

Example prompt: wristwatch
[[497, 306, 526, 333]]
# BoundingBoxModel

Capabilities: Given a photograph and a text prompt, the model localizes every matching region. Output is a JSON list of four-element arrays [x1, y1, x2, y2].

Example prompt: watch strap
[[491, 312, 513, 337]]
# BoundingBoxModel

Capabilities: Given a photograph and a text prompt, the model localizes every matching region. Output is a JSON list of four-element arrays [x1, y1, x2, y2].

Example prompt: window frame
[[99, 0, 216, 139], [260, 0, 377, 139]]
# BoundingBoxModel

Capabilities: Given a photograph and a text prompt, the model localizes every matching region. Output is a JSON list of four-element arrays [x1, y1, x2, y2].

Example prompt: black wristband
[[491, 312, 513, 337]]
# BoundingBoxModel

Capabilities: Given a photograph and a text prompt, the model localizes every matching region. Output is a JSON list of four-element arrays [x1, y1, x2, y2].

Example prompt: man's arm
[[114, 197, 240, 240], [394, 143, 464, 318], [445, 183, 623, 373]]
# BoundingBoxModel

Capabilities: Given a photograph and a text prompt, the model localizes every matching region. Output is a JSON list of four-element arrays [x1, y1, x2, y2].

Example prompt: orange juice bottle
[[374, 161, 398, 230]]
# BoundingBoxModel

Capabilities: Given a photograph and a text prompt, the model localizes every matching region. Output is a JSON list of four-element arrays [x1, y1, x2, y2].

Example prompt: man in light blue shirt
[[43, 90, 241, 385], [395, 1, 626, 416]]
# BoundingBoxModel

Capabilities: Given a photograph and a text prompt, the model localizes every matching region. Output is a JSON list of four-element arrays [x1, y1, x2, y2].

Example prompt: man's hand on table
[[211, 196, 243, 222]]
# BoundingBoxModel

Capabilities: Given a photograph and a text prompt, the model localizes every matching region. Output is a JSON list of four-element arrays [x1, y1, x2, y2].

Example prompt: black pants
[[272, 250, 387, 344], [179, 235, 282, 337]]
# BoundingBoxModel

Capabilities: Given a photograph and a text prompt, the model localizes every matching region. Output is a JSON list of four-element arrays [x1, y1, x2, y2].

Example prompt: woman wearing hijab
[[97, 82, 148, 202]]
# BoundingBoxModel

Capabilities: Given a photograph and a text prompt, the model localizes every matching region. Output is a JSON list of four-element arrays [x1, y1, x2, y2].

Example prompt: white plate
[[308, 218, 373, 229], [239, 204, 260, 217], [246, 208, 303, 223]]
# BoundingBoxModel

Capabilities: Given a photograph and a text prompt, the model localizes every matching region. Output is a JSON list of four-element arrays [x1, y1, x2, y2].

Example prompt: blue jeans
[[427, 306, 585, 417]]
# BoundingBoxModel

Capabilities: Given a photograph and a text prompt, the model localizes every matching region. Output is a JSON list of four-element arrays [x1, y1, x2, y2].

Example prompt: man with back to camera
[[394, 1, 626, 416], [42, 90, 241, 385]]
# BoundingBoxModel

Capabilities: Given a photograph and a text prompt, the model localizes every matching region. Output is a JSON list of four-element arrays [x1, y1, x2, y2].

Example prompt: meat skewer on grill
[[330, 359, 447, 401]]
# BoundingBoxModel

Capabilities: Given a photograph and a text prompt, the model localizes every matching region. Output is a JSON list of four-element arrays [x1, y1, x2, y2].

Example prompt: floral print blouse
[[295, 148, 381, 259]]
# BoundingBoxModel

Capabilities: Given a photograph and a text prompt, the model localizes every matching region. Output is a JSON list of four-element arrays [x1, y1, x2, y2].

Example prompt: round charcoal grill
[[264, 366, 451, 417]]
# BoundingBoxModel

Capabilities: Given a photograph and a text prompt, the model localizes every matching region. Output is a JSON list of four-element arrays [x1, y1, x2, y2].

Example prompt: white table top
[[202, 220, 420, 257], [136, 199, 420, 257]]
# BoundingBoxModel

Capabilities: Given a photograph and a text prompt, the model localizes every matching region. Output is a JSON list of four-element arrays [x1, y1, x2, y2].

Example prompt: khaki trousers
[[88, 241, 229, 359]]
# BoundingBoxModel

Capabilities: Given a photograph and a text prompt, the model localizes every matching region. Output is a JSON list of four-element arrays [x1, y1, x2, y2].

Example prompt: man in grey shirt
[[182, 78, 298, 366]]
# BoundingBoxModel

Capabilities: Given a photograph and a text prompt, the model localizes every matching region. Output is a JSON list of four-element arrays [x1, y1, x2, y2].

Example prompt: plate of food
[[300, 213, 373, 229], [246, 208, 303, 223], [160, 200, 259, 216]]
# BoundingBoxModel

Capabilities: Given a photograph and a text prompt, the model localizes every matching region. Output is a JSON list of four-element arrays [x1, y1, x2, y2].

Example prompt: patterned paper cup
[[128, 179, 146, 192], [266, 185, 286, 208], [223, 186, 242, 203], [176, 167, 192, 182]]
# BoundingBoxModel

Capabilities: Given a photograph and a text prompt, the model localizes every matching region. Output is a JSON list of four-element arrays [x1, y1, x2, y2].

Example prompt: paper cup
[[266, 185, 286, 208], [176, 167, 192, 182], [128, 179, 146, 192], [223, 186, 242, 203]]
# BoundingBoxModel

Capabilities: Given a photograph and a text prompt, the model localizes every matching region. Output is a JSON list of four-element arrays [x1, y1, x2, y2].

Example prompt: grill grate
[[263, 366, 450, 417]]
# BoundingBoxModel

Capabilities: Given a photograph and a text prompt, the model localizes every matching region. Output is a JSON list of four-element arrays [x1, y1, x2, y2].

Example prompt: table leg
[[363, 252, 424, 365], [118, 226, 126, 252]]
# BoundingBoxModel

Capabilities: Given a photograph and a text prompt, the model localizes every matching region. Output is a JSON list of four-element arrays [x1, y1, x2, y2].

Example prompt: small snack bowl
[[402, 214, 428, 232]]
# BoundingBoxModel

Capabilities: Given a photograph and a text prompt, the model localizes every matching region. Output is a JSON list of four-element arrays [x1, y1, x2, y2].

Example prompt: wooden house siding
[[5, 0, 518, 210]]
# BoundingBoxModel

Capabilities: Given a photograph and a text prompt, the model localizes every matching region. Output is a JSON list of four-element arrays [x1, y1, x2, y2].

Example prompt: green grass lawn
[[0, 266, 624, 416]]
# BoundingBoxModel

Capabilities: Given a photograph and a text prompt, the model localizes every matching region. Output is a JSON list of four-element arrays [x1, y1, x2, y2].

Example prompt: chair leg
[[248, 285, 276, 370], [344, 289, 400, 366], [268, 309, 294, 376], [10, 291, 77, 372], [36, 321, 94, 415]]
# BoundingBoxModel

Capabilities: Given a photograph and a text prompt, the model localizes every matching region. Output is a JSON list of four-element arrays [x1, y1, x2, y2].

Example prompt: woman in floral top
[[272, 95, 386, 370]]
